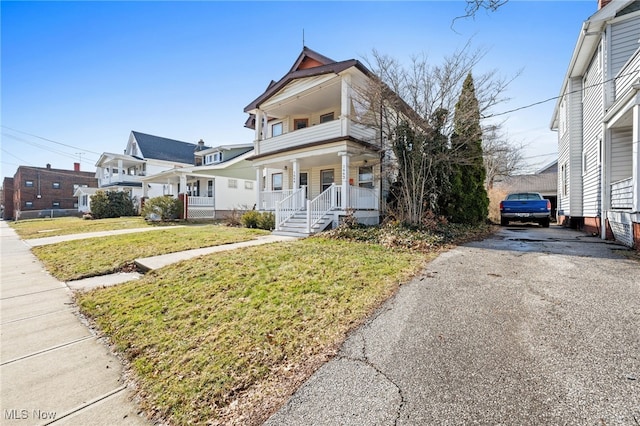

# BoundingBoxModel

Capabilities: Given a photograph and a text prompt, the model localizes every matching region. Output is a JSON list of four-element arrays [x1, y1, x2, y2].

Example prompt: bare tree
[[351, 43, 519, 224], [482, 124, 525, 189]]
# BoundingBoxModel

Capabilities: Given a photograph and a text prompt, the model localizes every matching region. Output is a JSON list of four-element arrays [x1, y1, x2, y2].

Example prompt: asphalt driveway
[[265, 225, 640, 425]]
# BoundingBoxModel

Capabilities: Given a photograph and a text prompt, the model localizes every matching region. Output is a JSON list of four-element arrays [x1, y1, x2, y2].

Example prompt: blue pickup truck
[[499, 192, 551, 227]]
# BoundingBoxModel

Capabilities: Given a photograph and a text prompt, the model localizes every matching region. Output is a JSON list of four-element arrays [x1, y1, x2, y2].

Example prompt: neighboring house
[[244, 47, 383, 235], [95, 131, 209, 203], [550, 0, 640, 248], [141, 144, 256, 219], [3, 163, 98, 220], [494, 161, 558, 219]]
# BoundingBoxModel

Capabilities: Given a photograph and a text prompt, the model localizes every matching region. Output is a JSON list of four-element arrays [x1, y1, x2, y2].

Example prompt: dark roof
[[244, 46, 371, 113], [131, 131, 209, 164]]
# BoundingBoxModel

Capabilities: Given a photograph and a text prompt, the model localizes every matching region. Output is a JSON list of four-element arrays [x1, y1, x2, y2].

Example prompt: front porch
[[263, 184, 379, 235]]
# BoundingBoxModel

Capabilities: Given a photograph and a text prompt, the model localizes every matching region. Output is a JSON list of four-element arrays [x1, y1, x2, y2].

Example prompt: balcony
[[257, 118, 376, 156]]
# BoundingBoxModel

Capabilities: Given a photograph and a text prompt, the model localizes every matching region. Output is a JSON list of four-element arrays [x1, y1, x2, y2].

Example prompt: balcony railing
[[613, 50, 640, 102], [611, 177, 633, 209], [257, 119, 376, 155]]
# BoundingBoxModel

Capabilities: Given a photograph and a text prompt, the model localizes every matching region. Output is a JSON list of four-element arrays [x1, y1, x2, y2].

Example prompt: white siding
[[610, 127, 633, 182], [581, 50, 604, 217], [568, 77, 584, 216], [214, 177, 256, 211], [610, 18, 640, 79]]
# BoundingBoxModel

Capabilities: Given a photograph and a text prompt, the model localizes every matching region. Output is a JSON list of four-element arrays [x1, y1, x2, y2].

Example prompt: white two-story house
[[244, 47, 383, 235], [95, 131, 207, 203], [551, 0, 640, 248]]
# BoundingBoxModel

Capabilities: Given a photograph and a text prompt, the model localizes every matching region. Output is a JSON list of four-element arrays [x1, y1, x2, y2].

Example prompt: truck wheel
[[500, 217, 509, 226], [541, 218, 550, 228]]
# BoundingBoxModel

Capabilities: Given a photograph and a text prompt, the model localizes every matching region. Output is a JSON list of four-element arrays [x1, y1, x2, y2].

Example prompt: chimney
[[74, 162, 80, 172], [46, 163, 51, 169], [598, 0, 612, 9], [195, 139, 205, 152]]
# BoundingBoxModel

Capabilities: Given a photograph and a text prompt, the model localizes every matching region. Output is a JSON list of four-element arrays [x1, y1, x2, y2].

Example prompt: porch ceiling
[[253, 142, 380, 170], [262, 77, 341, 119]]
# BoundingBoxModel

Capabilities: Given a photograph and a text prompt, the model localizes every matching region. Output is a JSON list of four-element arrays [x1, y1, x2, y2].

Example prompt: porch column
[[254, 109, 266, 155], [339, 152, 351, 210], [340, 74, 352, 137], [179, 174, 187, 197], [291, 159, 299, 190], [633, 102, 640, 212], [117, 159, 123, 176], [255, 166, 263, 210]]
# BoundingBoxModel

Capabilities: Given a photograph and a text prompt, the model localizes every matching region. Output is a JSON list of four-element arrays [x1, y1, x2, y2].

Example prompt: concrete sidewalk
[[23, 225, 185, 247], [0, 221, 149, 425]]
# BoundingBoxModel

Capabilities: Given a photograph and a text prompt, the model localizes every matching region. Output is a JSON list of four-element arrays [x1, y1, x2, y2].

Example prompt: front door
[[299, 172, 308, 198]]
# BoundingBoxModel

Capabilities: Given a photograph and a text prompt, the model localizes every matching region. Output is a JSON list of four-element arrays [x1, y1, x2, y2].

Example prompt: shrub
[[256, 211, 275, 230], [90, 190, 137, 219], [241, 211, 274, 230], [141, 196, 182, 221], [240, 210, 261, 228]]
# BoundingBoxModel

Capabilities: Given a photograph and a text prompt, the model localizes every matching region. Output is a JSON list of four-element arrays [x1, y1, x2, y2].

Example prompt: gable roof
[[244, 46, 371, 114], [131, 131, 208, 164]]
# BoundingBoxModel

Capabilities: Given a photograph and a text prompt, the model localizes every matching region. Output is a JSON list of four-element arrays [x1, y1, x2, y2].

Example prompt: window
[[245, 181, 254, 190], [25, 180, 34, 187], [207, 180, 214, 197], [321, 169, 334, 192], [73, 202, 78, 208], [272, 122, 283, 137], [582, 150, 588, 175], [52, 201, 61, 209], [358, 166, 374, 188], [320, 112, 334, 123], [52, 182, 61, 189], [228, 179, 238, 189], [82, 195, 88, 205], [25, 201, 33, 208], [562, 163, 568, 197], [272, 173, 283, 191], [294, 118, 308, 130]]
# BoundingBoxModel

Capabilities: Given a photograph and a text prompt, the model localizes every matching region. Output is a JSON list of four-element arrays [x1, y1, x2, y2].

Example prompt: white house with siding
[[551, 0, 640, 248], [141, 144, 256, 219], [244, 47, 383, 235]]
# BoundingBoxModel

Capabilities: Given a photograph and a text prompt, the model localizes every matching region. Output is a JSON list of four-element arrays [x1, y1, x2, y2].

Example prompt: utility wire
[[483, 69, 640, 119], [0, 125, 102, 155]]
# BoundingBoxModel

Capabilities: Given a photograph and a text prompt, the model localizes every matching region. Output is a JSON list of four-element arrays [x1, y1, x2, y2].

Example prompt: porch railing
[[275, 187, 306, 229], [611, 178, 633, 209], [187, 196, 215, 207], [307, 184, 341, 233], [348, 186, 378, 210], [260, 189, 295, 211]]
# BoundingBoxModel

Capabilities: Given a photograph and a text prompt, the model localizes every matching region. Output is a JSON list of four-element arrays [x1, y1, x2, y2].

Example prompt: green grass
[[9, 216, 161, 239], [33, 225, 269, 281], [76, 237, 428, 425]]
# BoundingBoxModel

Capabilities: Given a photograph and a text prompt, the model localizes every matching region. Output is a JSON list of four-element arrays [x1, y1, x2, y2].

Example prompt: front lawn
[[76, 237, 429, 425], [33, 225, 269, 281], [9, 216, 160, 239]]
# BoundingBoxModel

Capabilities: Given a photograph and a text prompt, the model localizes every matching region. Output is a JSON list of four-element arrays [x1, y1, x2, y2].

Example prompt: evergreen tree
[[443, 73, 489, 224]]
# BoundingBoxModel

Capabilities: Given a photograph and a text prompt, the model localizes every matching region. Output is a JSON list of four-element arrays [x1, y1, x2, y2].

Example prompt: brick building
[[2, 163, 98, 220]]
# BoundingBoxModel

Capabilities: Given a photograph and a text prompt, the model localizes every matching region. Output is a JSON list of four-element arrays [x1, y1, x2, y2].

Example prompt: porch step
[[277, 212, 333, 235], [271, 230, 310, 238]]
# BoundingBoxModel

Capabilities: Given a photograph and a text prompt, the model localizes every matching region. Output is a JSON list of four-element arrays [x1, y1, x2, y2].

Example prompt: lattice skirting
[[607, 211, 634, 247], [187, 207, 216, 219]]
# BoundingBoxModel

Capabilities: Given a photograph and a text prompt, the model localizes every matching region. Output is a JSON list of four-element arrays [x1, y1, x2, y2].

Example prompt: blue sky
[[1, 0, 598, 181]]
